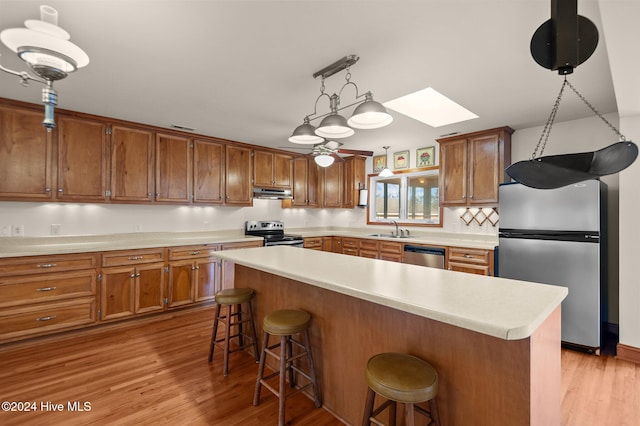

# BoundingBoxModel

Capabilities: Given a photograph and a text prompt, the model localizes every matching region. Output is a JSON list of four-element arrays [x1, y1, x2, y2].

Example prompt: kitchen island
[[212, 246, 567, 426]]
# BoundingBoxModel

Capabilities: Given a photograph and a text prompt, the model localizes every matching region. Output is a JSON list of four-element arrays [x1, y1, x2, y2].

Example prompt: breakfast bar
[[212, 246, 568, 426]]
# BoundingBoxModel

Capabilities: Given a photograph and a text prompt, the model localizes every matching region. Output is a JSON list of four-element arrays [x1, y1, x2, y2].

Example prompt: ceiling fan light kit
[[506, 0, 637, 189], [289, 54, 393, 144], [0, 5, 89, 131]]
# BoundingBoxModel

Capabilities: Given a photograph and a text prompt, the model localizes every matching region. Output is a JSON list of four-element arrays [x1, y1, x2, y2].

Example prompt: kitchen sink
[[367, 233, 410, 239]]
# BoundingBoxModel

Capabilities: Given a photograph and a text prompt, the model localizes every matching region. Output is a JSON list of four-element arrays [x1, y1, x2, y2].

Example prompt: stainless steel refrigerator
[[498, 180, 607, 353]]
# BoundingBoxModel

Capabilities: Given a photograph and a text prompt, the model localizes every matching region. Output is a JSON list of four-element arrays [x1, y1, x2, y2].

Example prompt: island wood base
[[235, 265, 561, 426]]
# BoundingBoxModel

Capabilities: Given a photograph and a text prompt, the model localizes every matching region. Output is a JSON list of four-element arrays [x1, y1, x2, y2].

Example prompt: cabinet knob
[[45, 188, 51, 193], [57, 188, 63, 193]]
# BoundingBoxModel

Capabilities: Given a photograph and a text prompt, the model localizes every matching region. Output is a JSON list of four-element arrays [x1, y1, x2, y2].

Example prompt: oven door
[[265, 239, 304, 248]]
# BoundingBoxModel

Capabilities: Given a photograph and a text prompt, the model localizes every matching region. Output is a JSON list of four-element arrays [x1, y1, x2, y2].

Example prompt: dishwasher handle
[[403, 245, 445, 256]]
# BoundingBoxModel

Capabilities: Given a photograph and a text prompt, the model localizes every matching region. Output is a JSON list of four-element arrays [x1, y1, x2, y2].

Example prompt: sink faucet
[[391, 220, 399, 236]]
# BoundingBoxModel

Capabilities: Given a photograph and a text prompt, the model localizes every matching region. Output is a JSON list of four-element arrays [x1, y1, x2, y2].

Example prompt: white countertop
[[0, 231, 263, 258], [212, 246, 567, 341]]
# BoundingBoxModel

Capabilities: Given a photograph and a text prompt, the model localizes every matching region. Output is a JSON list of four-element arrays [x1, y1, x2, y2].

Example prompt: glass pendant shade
[[289, 118, 324, 144], [378, 167, 394, 177], [347, 94, 393, 129], [315, 113, 354, 139], [314, 154, 335, 167], [0, 15, 89, 82]]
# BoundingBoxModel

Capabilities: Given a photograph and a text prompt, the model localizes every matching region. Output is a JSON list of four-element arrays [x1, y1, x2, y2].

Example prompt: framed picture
[[416, 146, 435, 167], [373, 155, 387, 173], [393, 150, 409, 170]]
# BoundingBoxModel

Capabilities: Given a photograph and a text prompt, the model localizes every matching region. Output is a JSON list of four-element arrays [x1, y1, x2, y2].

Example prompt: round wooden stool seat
[[366, 352, 438, 403], [262, 309, 311, 336], [215, 287, 254, 305]]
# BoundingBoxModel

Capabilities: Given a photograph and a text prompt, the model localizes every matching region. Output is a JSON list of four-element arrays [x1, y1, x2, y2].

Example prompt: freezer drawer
[[499, 237, 601, 348]]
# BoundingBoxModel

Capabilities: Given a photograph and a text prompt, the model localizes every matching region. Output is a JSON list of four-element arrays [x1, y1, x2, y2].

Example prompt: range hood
[[253, 187, 293, 200]]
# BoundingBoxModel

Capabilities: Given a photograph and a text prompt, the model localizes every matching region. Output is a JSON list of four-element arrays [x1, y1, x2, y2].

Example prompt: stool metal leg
[[208, 304, 222, 362]]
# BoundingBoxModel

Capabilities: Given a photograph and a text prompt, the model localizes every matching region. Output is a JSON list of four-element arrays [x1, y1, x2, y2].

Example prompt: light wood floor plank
[[1, 306, 639, 425]]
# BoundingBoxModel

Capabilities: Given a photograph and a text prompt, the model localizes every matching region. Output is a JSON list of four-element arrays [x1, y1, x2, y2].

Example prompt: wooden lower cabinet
[[0, 253, 99, 343], [359, 239, 379, 259], [303, 237, 323, 250], [446, 247, 494, 276], [379, 241, 403, 262], [100, 261, 166, 320]]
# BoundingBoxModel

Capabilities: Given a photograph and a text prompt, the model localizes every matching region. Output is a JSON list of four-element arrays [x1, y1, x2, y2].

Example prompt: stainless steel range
[[245, 220, 304, 247]]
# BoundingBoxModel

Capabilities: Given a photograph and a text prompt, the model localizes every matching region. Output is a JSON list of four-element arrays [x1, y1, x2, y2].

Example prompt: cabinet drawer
[[380, 241, 402, 254], [342, 238, 359, 249], [0, 253, 98, 277], [0, 270, 97, 308], [359, 239, 379, 252], [101, 248, 165, 267], [447, 247, 491, 265], [220, 241, 264, 250], [343, 247, 359, 256], [303, 238, 323, 249], [168, 245, 216, 260], [359, 249, 378, 259], [0, 297, 96, 342]]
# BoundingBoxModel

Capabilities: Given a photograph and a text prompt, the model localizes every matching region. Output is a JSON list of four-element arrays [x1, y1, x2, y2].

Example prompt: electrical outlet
[[12, 224, 24, 237], [51, 224, 62, 235], [0, 225, 11, 237], [134, 224, 142, 232]]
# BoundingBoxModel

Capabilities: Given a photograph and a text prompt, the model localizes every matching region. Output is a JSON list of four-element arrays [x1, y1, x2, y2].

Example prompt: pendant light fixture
[[505, 0, 637, 189], [0, 5, 89, 131], [378, 146, 394, 177], [289, 55, 393, 144]]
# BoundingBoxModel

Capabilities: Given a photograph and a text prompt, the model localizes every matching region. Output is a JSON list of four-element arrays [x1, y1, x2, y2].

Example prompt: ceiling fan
[[280, 140, 373, 166]]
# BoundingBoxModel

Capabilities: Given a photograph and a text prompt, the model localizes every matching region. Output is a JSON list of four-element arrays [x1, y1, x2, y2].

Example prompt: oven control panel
[[245, 220, 284, 232]]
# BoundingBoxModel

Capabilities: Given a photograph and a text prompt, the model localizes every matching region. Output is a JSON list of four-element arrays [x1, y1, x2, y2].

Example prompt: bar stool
[[208, 287, 259, 376], [253, 309, 322, 426], [362, 352, 441, 426]]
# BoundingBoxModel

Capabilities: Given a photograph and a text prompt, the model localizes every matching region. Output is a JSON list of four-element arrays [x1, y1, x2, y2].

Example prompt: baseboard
[[616, 343, 640, 364]]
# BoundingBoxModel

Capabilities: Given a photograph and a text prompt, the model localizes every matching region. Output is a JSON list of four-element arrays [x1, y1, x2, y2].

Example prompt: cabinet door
[[439, 138, 468, 206], [292, 157, 308, 206], [135, 263, 166, 314], [0, 105, 53, 199], [167, 260, 195, 307], [468, 133, 500, 205], [323, 161, 343, 207], [273, 153, 292, 188], [193, 139, 224, 204], [155, 133, 192, 203], [307, 160, 321, 207], [253, 150, 274, 187], [225, 145, 253, 205], [100, 266, 135, 321], [56, 116, 108, 202], [194, 257, 218, 302], [343, 156, 366, 208], [110, 125, 154, 202]]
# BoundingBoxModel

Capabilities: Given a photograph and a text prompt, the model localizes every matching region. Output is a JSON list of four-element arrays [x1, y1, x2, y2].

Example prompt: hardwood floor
[[0, 306, 638, 425]]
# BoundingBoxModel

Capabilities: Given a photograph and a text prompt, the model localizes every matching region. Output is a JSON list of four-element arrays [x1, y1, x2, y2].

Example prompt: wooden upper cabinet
[[225, 145, 253, 206], [56, 116, 109, 202], [438, 126, 513, 207], [253, 150, 292, 189], [155, 133, 192, 203], [193, 139, 225, 204], [291, 157, 321, 208], [323, 161, 343, 208], [343, 156, 366, 208], [0, 104, 53, 200], [110, 125, 154, 202]]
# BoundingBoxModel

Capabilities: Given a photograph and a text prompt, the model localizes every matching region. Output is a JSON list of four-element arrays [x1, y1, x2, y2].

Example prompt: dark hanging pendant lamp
[[506, 0, 637, 189]]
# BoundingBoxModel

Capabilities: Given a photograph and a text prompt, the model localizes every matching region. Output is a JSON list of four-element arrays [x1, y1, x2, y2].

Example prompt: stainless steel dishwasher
[[403, 245, 446, 269]]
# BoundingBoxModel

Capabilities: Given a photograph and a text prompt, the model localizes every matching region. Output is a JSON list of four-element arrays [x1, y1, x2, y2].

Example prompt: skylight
[[384, 87, 478, 128]]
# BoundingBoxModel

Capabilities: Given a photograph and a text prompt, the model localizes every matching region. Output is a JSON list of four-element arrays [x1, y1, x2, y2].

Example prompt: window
[[367, 167, 441, 227]]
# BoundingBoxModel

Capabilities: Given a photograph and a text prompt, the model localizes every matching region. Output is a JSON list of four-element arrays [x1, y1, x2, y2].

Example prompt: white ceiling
[[0, 0, 622, 157]]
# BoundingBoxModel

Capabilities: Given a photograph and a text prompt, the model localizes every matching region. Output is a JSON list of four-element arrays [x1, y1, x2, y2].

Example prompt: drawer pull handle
[[190, 251, 200, 255], [36, 286, 57, 292], [464, 254, 473, 258], [36, 263, 57, 268], [127, 256, 143, 261], [36, 315, 57, 322]]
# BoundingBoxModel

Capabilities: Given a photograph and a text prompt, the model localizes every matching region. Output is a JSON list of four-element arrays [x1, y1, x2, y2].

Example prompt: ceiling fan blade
[[331, 153, 345, 162], [337, 148, 373, 156], [277, 146, 311, 150]]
